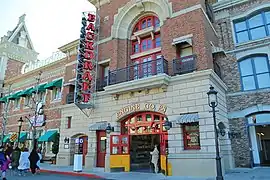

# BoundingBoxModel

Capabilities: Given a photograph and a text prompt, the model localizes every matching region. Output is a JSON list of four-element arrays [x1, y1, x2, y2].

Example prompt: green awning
[[38, 130, 58, 142], [0, 97, 7, 103], [44, 79, 62, 90], [18, 88, 34, 97], [31, 84, 47, 93], [9, 91, 22, 100], [19, 132, 27, 142], [3, 135, 10, 143]]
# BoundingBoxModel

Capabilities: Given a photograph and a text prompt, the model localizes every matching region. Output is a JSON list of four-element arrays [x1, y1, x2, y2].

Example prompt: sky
[[0, 0, 95, 60]]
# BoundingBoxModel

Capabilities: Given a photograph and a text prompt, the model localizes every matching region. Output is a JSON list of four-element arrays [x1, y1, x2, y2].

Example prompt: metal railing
[[66, 92, 74, 104], [108, 57, 169, 85], [96, 77, 108, 91], [173, 55, 197, 75]]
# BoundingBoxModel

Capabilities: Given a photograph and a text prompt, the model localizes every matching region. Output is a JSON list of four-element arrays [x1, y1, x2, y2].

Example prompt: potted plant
[[51, 133, 60, 164]]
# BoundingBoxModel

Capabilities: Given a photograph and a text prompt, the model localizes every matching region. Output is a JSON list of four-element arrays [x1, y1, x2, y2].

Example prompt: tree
[[52, 133, 60, 156]]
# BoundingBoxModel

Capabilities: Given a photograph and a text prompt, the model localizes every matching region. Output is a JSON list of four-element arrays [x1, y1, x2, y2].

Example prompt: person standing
[[11, 147, 21, 174], [150, 145, 159, 174], [28, 149, 39, 175], [0, 146, 11, 180], [18, 148, 30, 176]]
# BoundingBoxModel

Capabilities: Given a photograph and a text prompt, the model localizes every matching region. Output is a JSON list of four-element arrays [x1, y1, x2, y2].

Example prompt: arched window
[[239, 55, 270, 91], [121, 112, 166, 135], [234, 10, 270, 43], [131, 15, 162, 78]]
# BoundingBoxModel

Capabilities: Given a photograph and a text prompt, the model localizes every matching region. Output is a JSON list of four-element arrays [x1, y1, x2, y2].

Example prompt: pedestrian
[[36, 148, 42, 174], [28, 149, 39, 175], [11, 147, 21, 174], [150, 145, 159, 174], [0, 146, 11, 180], [18, 148, 30, 176]]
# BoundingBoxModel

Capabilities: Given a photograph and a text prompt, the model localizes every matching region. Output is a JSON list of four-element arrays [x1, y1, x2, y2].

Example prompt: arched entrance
[[70, 134, 88, 166], [110, 111, 168, 173]]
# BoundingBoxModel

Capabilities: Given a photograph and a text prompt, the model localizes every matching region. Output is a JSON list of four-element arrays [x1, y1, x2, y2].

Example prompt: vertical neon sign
[[75, 12, 98, 105]]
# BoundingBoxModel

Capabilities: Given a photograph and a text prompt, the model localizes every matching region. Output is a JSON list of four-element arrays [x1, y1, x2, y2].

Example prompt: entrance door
[[96, 130, 106, 167], [79, 136, 88, 166]]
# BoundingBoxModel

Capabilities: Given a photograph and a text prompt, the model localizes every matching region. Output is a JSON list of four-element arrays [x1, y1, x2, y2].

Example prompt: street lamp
[[207, 85, 224, 180], [105, 123, 114, 134], [17, 117, 23, 146], [163, 118, 172, 176], [163, 118, 172, 131]]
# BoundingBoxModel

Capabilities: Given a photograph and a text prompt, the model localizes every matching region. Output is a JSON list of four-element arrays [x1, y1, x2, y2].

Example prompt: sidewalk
[[39, 163, 270, 180]]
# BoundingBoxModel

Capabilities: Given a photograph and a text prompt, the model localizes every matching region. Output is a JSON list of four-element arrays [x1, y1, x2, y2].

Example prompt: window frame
[[52, 87, 62, 101], [133, 16, 159, 33], [238, 55, 270, 91], [234, 10, 270, 43], [110, 135, 130, 155], [182, 122, 200, 150], [66, 116, 72, 129], [14, 98, 21, 109]]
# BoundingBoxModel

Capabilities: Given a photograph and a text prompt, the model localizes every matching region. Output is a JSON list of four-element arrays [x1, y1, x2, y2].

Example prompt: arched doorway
[[110, 112, 168, 173], [70, 134, 88, 166]]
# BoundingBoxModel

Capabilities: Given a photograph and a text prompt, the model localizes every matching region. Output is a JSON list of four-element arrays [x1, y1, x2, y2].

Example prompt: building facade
[[213, 0, 270, 167], [0, 15, 71, 158], [56, 0, 234, 177]]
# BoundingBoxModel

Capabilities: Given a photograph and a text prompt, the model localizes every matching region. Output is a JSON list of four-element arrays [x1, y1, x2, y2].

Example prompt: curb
[[40, 169, 104, 179]]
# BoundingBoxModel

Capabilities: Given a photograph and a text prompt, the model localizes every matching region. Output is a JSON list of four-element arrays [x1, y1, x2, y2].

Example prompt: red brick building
[[56, 0, 233, 177]]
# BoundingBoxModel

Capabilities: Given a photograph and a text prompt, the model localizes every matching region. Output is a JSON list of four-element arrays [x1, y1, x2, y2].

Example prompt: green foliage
[[52, 133, 60, 155]]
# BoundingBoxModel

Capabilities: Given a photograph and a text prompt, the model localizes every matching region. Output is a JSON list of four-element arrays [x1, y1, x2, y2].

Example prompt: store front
[[109, 111, 168, 174], [248, 113, 270, 166]]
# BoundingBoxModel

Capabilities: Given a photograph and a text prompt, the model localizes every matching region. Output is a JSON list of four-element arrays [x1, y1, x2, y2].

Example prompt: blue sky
[[0, 0, 95, 60]]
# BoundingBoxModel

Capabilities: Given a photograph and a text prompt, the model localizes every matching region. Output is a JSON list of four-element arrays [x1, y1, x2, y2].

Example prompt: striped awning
[[89, 121, 107, 131], [169, 113, 199, 124]]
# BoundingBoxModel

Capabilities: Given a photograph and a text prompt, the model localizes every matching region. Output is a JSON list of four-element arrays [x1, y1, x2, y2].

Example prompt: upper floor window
[[234, 10, 270, 43], [14, 98, 20, 109], [133, 16, 160, 32], [52, 87, 61, 101], [239, 55, 270, 91]]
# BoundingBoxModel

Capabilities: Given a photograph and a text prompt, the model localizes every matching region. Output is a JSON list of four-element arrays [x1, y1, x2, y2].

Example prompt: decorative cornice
[[213, 0, 248, 12], [0, 41, 38, 63], [5, 57, 67, 84], [59, 39, 79, 53]]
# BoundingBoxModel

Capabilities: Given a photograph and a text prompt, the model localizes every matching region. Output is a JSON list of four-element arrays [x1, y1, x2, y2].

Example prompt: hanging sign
[[75, 11, 99, 105]]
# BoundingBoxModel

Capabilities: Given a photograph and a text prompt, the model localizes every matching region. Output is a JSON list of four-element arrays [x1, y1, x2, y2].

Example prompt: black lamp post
[[163, 118, 172, 176], [17, 117, 23, 146], [207, 85, 224, 180]]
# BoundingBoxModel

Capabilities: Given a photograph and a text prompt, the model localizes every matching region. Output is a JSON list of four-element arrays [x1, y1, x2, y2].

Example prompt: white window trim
[[49, 78, 63, 103]]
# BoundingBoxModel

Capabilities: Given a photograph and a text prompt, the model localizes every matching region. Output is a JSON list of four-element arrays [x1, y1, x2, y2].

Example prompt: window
[[239, 55, 270, 91], [234, 10, 270, 43], [65, 117, 72, 129], [52, 87, 61, 100], [183, 122, 200, 150], [133, 16, 159, 32], [154, 17, 160, 28], [110, 135, 129, 155], [38, 91, 46, 103], [14, 98, 20, 109], [133, 43, 139, 53], [142, 39, 152, 51], [180, 46, 193, 58], [24, 96, 31, 106], [155, 36, 161, 47], [142, 20, 147, 29]]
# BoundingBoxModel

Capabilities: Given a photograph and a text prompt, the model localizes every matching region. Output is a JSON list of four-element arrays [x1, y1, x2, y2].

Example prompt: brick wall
[[229, 118, 251, 167], [4, 59, 24, 80], [214, 0, 270, 167]]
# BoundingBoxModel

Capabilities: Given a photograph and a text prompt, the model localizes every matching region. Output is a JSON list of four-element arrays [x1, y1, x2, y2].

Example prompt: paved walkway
[[39, 163, 270, 180]]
